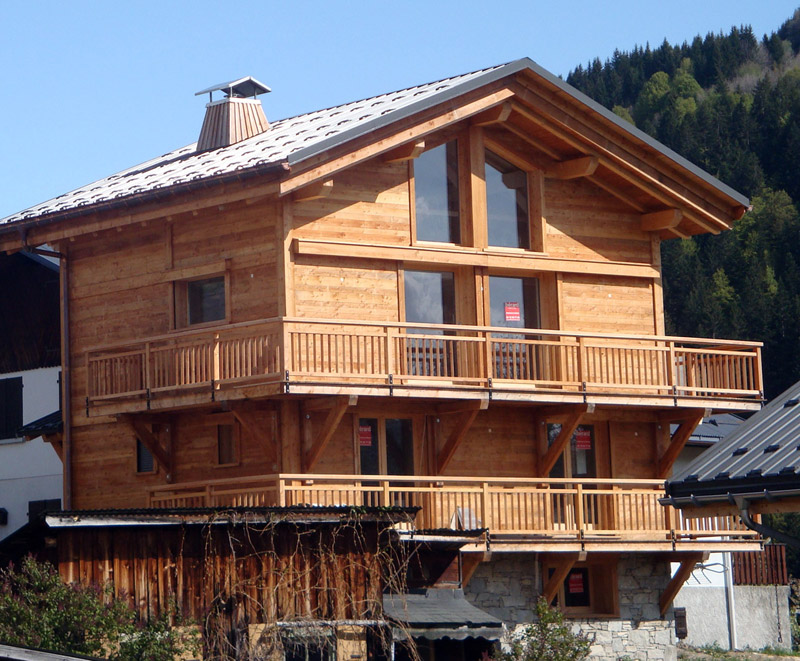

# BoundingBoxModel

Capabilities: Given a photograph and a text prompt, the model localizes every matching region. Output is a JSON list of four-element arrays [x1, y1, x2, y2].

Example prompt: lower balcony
[[86, 317, 764, 415], [147, 474, 759, 552]]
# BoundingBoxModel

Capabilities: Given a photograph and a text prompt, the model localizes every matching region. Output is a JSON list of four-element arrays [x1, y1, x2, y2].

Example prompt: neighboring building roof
[[0, 58, 748, 229], [666, 379, 800, 505], [383, 589, 503, 641], [0, 643, 103, 661], [19, 410, 62, 439], [686, 413, 746, 447]]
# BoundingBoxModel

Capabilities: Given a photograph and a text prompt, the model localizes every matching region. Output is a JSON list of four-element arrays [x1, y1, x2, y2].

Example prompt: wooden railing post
[[667, 341, 676, 392], [278, 476, 286, 507], [386, 326, 395, 378], [144, 343, 152, 392], [755, 346, 764, 396], [481, 481, 491, 530], [484, 332, 493, 385], [282, 321, 292, 375], [381, 480, 390, 507], [212, 333, 221, 383], [577, 336, 586, 386], [575, 483, 585, 532]]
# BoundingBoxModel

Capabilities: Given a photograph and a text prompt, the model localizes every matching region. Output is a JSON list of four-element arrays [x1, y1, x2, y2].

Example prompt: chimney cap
[[195, 76, 271, 100]]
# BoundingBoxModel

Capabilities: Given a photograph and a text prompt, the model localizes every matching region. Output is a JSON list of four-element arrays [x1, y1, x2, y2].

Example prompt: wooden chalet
[[0, 60, 764, 659]]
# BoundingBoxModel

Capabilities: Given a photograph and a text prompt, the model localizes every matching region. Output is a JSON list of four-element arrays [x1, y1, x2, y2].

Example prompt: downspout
[[723, 549, 738, 650], [736, 496, 800, 549]]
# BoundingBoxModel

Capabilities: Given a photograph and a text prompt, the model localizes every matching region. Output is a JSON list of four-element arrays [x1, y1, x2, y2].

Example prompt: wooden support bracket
[[659, 553, 703, 616], [292, 179, 333, 202], [657, 411, 706, 478], [383, 140, 425, 163], [471, 102, 512, 126], [546, 156, 599, 180], [641, 208, 683, 233], [539, 405, 591, 476], [232, 408, 277, 456], [303, 395, 357, 472], [436, 398, 488, 474], [461, 551, 491, 588], [126, 416, 172, 480], [542, 553, 579, 606], [42, 433, 64, 462]]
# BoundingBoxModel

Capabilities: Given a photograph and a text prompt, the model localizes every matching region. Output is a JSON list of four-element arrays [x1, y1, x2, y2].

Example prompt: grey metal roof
[[18, 409, 61, 439], [0, 58, 749, 229], [686, 413, 746, 447], [666, 380, 800, 503], [195, 76, 271, 98], [383, 589, 503, 640]]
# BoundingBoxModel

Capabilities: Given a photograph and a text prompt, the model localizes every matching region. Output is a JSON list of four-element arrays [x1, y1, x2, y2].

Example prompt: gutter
[[735, 496, 800, 549]]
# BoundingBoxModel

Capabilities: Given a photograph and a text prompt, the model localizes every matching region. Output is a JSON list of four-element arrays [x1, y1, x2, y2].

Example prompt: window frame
[[172, 271, 230, 330], [215, 420, 241, 468], [543, 557, 619, 617], [135, 437, 157, 475], [411, 139, 463, 246], [353, 414, 420, 476]]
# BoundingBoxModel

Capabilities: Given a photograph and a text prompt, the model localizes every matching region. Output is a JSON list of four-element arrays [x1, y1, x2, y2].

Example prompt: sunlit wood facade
[[0, 62, 763, 655]]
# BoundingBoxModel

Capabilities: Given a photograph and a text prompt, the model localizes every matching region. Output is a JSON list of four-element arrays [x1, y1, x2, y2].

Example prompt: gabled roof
[[1, 58, 748, 230], [666, 380, 800, 505]]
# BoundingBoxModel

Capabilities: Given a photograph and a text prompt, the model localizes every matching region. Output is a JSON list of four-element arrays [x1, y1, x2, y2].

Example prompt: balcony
[[147, 474, 759, 552], [86, 317, 764, 414]]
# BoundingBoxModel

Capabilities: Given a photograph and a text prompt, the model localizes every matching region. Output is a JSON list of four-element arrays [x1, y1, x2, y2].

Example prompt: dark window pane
[[404, 271, 456, 329], [415, 142, 460, 243], [564, 567, 591, 608], [137, 439, 154, 473], [0, 377, 22, 440], [217, 424, 236, 465], [359, 418, 379, 475], [489, 276, 540, 330], [571, 425, 596, 478], [486, 150, 529, 248], [385, 419, 414, 476], [187, 277, 225, 325]]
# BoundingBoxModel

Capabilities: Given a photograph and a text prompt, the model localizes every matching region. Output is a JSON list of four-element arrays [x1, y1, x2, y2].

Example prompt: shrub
[[491, 598, 590, 661], [0, 556, 198, 661]]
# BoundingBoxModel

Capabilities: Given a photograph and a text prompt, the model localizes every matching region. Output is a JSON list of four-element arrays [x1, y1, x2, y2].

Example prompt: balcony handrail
[[147, 473, 668, 495], [85, 316, 763, 355]]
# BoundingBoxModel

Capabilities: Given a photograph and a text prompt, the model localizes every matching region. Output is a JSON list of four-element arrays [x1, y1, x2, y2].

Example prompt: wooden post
[[278, 475, 286, 507], [484, 331, 493, 384], [482, 481, 491, 532], [212, 333, 221, 384], [575, 483, 585, 533], [381, 480, 390, 507], [386, 326, 395, 377], [577, 336, 586, 385]]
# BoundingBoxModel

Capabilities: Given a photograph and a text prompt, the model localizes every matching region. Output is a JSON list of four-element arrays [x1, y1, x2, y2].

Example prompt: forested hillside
[[567, 10, 800, 399]]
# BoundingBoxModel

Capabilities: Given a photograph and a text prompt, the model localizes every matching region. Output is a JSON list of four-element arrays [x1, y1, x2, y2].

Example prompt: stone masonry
[[464, 553, 677, 660]]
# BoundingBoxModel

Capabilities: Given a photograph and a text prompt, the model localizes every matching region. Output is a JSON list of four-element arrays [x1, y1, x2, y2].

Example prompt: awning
[[383, 589, 504, 641]]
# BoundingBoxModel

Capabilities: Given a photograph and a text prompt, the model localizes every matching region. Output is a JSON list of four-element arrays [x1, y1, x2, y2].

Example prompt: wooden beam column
[[124, 416, 173, 482], [659, 553, 704, 616], [303, 396, 358, 472], [436, 399, 489, 474], [539, 405, 593, 476], [542, 553, 579, 606], [657, 410, 707, 478]]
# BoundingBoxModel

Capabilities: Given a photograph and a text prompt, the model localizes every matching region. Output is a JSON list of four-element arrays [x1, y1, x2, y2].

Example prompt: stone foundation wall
[[464, 553, 677, 661]]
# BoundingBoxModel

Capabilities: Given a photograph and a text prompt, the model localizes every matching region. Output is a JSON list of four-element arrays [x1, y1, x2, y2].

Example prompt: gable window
[[486, 150, 529, 249], [0, 377, 23, 441], [136, 439, 155, 473], [174, 275, 228, 328], [414, 142, 461, 244]]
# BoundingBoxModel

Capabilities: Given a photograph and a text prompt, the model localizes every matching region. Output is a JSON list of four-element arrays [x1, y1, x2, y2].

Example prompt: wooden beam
[[437, 400, 488, 474], [641, 209, 682, 233], [586, 175, 648, 213], [660, 553, 703, 616], [657, 408, 710, 424], [303, 396, 357, 472], [232, 408, 277, 455], [546, 156, 599, 180], [471, 102, 512, 126], [436, 398, 489, 415], [657, 412, 705, 478], [383, 140, 425, 163], [292, 179, 333, 202], [539, 403, 594, 419], [129, 418, 171, 478], [43, 433, 64, 462], [461, 551, 491, 587], [503, 122, 564, 160], [542, 553, 579, 605], [540, 411, 585, 476]]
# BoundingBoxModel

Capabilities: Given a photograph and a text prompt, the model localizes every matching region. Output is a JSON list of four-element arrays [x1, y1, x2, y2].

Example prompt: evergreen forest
[[567, 9, 800, 401]]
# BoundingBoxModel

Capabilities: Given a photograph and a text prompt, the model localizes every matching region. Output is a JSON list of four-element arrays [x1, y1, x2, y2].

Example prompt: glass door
[[358, 417, 414, 508], [489, 276, 540, 380], [403, 270, 456, 377]]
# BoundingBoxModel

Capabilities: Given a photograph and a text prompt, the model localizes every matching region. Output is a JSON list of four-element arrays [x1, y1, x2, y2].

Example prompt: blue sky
[[1, 1, 798, 219]]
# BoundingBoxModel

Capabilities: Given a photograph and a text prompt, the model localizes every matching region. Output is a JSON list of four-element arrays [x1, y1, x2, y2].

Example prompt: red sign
[[359, 425, 373, 447], [568, 571, 584, 594], [574, 427, 592, 451], [504, 302, 521, 322]]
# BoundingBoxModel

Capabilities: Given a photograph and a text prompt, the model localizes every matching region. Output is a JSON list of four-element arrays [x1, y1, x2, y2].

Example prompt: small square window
[[174, 275, 227, 328], [544, 559, 618, 617], [0, 377, 23, 440], [136, 439, 155, 473]]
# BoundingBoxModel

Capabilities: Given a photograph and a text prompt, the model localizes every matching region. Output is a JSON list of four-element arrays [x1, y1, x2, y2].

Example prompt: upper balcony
[[85, 317, 764, 415]]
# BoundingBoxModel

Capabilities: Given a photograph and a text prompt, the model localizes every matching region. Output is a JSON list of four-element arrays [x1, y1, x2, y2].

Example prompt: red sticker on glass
[[568, 572, 584, 594], [504, 302, 521, 322], [359, 425, 373, 447], [575, 427, 592, 451]]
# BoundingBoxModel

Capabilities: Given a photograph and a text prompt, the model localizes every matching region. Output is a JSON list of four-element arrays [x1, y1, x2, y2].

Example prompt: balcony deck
[[86, 318, 764, 415], [147, 474, 760, 552]]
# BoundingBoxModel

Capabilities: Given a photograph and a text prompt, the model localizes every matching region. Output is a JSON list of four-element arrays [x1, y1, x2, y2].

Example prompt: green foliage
[[0, 557, 198, 661], [491, 599, 590, 661]]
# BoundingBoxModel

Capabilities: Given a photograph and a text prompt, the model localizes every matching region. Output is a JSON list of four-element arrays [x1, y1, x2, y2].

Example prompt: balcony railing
[[146, 474, 755, 545], [87, 317, 763, 405]]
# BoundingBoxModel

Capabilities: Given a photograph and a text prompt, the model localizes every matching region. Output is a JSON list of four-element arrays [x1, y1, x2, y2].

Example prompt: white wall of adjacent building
[[0, 366, 62, 541]]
